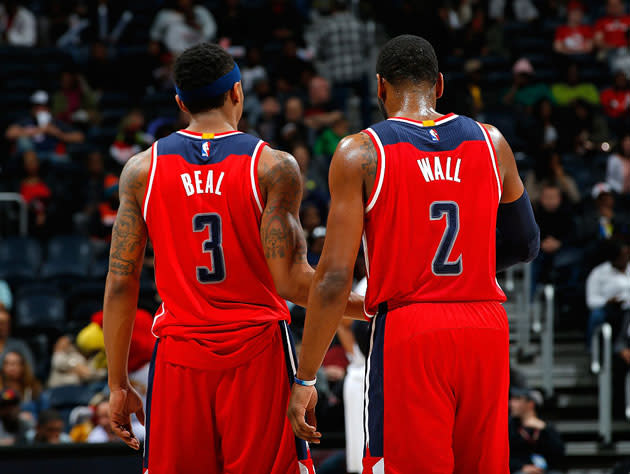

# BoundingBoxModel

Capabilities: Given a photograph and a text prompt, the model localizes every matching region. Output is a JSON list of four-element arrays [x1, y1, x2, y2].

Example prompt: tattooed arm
[[258, 146, 364, 315], [288, 133, 373, 442], [103, 148, 151, 450]]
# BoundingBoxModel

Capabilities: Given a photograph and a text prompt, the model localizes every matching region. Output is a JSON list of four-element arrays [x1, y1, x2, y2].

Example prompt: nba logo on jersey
[[202, 141, 211, 157], [429, 129, 440, 142]]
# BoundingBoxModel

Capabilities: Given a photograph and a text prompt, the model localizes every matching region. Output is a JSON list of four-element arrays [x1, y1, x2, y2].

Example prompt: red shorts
[[363, 301, 510, 474], [143, 321, 314, 474]]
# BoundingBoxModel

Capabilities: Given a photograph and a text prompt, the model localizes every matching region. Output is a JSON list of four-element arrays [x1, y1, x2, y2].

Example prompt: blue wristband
[[294, 376, 317, 386]]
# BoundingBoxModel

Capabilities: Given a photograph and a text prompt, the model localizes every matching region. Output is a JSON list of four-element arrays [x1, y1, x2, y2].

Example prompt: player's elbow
[[314, 267, 353, 305], [105, 271, 139, 297]]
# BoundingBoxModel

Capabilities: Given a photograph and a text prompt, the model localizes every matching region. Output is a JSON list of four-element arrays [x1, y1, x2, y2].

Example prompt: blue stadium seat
[[0, 237, 42, 270], [44, 384, 100, 409], [41, 235, 92, 278], [14, 291, 65, 332]]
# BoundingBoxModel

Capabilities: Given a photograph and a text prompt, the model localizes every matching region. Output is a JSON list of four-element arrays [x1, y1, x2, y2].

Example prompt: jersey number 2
[[430, 201, 462, 276], [193, 213, 226, 283]]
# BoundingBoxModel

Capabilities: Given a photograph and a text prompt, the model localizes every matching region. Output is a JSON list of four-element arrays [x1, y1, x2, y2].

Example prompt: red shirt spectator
[[554, 2, 594, 55], [594, 0, 630, 50], [601, 71, 630, 118]]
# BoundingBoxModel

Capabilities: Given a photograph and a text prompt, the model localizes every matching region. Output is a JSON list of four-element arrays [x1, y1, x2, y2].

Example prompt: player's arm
[[287, 133, 367, 442], [258, 146, 363, 317], [485, 124, 540, 271], [103, 148, 151, 450]]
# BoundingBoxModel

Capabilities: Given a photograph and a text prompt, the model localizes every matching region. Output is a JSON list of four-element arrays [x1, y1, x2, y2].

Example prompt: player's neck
[[186, 110, 238, 135], [387, 90, 442, 122]]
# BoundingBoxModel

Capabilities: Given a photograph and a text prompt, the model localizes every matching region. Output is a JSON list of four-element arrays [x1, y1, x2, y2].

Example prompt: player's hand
[[521, 465, 543, 474], [109, 386, 145, 450], [287, 384, 321, 444]]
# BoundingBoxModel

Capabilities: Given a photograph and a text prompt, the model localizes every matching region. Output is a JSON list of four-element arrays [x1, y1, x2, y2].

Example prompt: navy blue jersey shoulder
[[156, 132, 261, 166], [368, 115, 485, 152]]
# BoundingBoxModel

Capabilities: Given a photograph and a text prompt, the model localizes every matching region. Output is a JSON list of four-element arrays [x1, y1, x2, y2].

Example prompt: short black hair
[[38, 409, 63, 427], [173, 42, 236, 114], [376, 35, 439, 87]]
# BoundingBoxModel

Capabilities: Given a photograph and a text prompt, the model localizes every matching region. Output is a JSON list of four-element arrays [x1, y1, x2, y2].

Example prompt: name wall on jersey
[[417, 156, 462, 183]]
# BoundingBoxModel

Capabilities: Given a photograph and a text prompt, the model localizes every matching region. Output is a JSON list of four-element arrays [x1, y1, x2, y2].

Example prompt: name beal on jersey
[[180, 169, 226, 196]]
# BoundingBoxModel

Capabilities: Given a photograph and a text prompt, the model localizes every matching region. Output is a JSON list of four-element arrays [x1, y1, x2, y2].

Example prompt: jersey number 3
[[430, 201, 462, 276], [193, 213, 226, 283]]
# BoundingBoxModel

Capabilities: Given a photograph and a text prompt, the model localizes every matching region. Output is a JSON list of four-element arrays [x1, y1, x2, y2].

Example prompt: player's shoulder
[[258, 145, 301, 190], [120, 147, 153, 199]]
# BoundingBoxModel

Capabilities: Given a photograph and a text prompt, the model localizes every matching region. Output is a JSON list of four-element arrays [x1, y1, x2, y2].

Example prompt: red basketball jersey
[[361, 114, 506, 317], [143, 129, 289, 339]]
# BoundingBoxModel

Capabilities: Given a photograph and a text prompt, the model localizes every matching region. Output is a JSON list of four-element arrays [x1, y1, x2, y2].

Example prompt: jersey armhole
[[250, 140, 267, 215], [142, 142, 158, 222], [362, 128, 385, 213], [477, 123, 503, 201]]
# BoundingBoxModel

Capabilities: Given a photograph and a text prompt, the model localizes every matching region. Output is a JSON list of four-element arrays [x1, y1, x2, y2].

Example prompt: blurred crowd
[[0, 0, 630, 471]]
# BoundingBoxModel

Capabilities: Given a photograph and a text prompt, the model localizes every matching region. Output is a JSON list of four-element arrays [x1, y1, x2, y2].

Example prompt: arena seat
[[41, 235, 92, 278], [14, 290, 65, 332], [0, 237, 42, 272]]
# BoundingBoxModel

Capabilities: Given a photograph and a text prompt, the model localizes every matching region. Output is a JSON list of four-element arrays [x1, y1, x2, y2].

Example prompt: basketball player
[[103, 42, 362, 473], [288, 35, 540, 473]]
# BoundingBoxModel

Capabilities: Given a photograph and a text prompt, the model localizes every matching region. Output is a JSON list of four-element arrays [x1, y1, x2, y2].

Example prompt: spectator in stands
[[0, 281, 12, 313], [509, 388, 565, 473], [274, 39, 312, 93], [47, 335, 104, 388], [607, 132, 630, 194], [304, 76, 343, 131], [455, 58, 485, 120], [261, 0, 304, 44], [278, 96, 308, 150], [256, 96, 282, 144], [300, 202, 322, 237], [88, 175, 118, 241], [490, 0, 539, 23], [0, 351, 42, 413], [600, 71, 630, 133], [293, 142, 327, 197], [51, 69, 100, 127], [523, 98, 559, 155], [0, 1, 37, 47], [19, 150, 51, 237], [19, 409, 71, 444], [109, 109, 150, 166], [525, 151, 580, 205], [314, 117, 349, 160], [557, 98, 609, 156], [307, 226, 326, 266], [594, 0, 630, 57], [586, 240, 630, 344], [0, 388, 29, 446], [150, 0, 216, 54], [581, 183, 629, 243], [553, 1, 593, 56], [5, 90, 85, 156], [552, 63, 599, 107], [313, 0, 371, 127], [0, 307, 35, 370], [503, 58, 552, 109], [532, 182, 577, 292]]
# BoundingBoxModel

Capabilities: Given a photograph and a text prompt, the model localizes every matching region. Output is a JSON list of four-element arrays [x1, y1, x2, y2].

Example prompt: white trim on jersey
[[476, 122, 503, 202], [282, 321, 297, 375], [250, 140, 265, 214], [150, 302, 166, 338], [361, 232, 376, 319], [175, 130, 243, 139], [387, 114, 459, 127], [363, 128, 385, 213], [364, 317, 377, 450], [143, 142, 158, 221]]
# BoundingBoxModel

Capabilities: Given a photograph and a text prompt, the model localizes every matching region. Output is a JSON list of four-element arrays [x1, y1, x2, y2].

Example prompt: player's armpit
[[103, 149, 151, 393], [483, 123, 524, 204], [296, 133, 367, 381], [258, 146, 315, 307]]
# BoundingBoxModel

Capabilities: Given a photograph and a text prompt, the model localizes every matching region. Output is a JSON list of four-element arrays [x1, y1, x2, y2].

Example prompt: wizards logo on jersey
[[429, 129, 440, 142], [202, 141, 211, 157]]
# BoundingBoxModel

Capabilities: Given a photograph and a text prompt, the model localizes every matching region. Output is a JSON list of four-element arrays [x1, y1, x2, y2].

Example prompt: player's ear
[[435, 73, 444, 100], [229, 82, 242, 104], [175, 95, 190, 114], [376, 74, 386, 102]]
